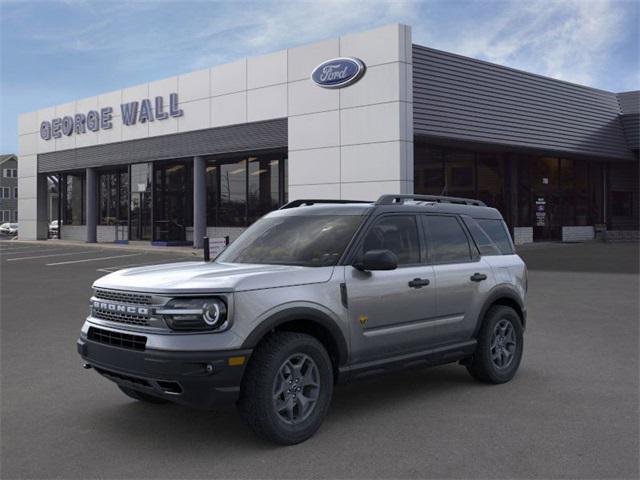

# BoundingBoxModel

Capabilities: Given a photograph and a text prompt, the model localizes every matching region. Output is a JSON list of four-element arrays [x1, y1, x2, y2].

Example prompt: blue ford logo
[[311, 57, 366, 89]]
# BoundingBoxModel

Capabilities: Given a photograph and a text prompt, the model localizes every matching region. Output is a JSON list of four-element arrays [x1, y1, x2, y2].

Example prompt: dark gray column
[[193, 156, 207, 248], [85, 167, 97, 243], [36, 173, 49, 240]]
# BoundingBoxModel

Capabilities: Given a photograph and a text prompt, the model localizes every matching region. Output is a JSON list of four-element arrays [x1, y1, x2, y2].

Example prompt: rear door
[[345, 214, 437, 363], [421, 214, 494, 343]]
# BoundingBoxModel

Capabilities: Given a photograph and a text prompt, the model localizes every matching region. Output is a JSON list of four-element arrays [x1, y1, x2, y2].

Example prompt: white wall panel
[[288, 79, 339, 116], [341, 180, 412, 200], [289, 183, 340, 200], [211, 59, 246, 96], [289, 110, 340, 151], [179, 68, 210, 102], [288, 38, 339, 82], [18, 112, 38, 135], [341, 102, 402, 145], [340, 62, 401, 109], [289, 147, 340, 186], [149, 76, 178, 99], [178, 98, 210, 132], [211, 91, 247, 127], [98, 89, 122, 110], [247, 50, 287, 89], [247, 84, 287, 122], [18, 133, 38, 156], [341, 142, 403, 182], [340, 24, 403, 67], [149, 113, 179, 137]]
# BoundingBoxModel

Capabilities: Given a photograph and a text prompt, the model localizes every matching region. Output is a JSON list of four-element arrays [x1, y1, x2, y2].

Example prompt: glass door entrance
[[153, 161, 192, 243], [130, 192, 152, 241], [129, 163, 153, 241], [531, 157, 561, 241]]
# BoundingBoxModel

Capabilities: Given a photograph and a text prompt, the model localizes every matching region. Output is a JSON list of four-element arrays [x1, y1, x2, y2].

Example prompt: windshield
[[216, 215, 363, 267]]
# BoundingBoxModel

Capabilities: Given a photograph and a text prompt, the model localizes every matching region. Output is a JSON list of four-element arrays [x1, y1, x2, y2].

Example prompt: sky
[[1, 0, 638, 153]]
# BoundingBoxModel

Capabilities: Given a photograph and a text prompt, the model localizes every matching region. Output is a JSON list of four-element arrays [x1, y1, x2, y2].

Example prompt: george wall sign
[[40, 93, 184, 140], [311, 57, 366, 89]]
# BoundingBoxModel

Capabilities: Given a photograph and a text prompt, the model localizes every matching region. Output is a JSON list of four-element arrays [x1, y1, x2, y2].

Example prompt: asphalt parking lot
[[1, 240, 638, 479]]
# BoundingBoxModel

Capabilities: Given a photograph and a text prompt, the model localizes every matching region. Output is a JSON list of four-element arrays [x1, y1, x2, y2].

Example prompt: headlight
[[158, 297, 228, 331]]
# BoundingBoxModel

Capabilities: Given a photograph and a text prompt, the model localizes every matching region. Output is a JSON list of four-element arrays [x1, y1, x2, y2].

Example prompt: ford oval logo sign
[[311, 57, 366, 89]]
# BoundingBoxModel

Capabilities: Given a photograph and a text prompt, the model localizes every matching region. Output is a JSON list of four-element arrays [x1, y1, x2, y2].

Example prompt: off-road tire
[[238, 331, 333, 445], [118, 385, 170, 404], [467, 305, 524, 384]]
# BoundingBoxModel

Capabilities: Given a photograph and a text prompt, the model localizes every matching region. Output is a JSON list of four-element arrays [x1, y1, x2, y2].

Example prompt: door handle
[[470, 273, 487, 282], [408, 278, 430, 288]]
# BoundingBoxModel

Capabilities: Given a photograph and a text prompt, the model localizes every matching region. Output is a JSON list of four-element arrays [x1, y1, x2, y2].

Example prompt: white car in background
[[0, 223, 18, 236]]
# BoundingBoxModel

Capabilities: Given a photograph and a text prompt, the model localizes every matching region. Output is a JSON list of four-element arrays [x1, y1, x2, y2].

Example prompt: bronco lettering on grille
[[92, 301, 149, 316]]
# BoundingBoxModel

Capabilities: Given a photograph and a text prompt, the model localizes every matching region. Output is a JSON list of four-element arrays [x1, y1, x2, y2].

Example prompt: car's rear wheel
[[238, 331, 333, 445], [466, 305, 523, 384], [118, 385, 170, 404]]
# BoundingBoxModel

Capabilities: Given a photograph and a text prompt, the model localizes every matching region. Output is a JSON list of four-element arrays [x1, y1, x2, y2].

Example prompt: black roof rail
[[279, 199, 372, 209], [375, 194, 486, 206]]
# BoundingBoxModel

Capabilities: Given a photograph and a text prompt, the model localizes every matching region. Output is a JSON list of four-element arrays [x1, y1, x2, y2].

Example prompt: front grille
[[92, 309, 150, 326], [88, 327, 147, 351], [93, 366, 151, 387], [94, 289, 152, 305]]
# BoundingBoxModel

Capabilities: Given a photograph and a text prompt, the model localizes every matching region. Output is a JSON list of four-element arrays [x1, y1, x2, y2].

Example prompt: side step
[[337, 340, 477, 383]]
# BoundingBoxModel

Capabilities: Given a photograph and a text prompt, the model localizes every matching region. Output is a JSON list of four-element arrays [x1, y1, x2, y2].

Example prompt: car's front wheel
[[466, 305, 524, 384], [238, 331, 333, 445]]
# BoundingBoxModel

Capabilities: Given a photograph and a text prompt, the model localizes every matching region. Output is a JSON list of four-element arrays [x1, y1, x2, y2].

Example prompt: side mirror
[[353, 249, 398, 271]]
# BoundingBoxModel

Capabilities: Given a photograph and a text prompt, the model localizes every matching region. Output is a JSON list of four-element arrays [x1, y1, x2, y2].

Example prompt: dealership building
[[17, 24, 639, 246]]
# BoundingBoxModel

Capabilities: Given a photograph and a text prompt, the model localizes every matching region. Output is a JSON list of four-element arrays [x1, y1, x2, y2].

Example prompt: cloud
[[414, 0, 637, 89]]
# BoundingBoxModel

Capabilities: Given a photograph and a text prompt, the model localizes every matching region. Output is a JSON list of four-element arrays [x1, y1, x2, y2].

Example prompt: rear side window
[[477, 219, 514, 254], [361, 215, 420, 265], [422, 215, 472, 264], [462, 217, 502, 256]]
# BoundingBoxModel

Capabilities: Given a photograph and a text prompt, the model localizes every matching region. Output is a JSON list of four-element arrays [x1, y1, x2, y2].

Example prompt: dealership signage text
[[40, 93, 183, 140]]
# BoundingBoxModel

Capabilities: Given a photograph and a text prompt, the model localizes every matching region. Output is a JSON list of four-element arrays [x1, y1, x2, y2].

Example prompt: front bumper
[[77, 336, 252, 410]]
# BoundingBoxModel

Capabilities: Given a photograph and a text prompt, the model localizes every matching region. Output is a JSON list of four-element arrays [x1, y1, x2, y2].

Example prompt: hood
[[93, 261, 335, 294]]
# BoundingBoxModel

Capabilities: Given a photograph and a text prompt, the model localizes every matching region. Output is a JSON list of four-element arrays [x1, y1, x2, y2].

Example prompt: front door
[[531, 157, 561, 240], [345, 215, 437, 363]]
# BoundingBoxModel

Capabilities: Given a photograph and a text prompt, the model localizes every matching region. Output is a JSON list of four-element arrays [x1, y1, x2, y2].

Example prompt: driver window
[[361, 216, 420, 265]]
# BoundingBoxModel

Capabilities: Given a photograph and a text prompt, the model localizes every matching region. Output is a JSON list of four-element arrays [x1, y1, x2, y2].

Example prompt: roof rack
[[279, 199, 372, 209], [375, 194, 486, 207]]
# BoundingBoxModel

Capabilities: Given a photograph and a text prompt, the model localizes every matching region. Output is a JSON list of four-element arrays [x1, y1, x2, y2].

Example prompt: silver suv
[[77, 194, 527, 444]]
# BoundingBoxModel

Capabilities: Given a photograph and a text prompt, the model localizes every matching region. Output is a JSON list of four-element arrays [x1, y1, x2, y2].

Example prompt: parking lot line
[[0, 248, 75, 256], [46, 253, 143, 266], [6, 250, 99, 262]]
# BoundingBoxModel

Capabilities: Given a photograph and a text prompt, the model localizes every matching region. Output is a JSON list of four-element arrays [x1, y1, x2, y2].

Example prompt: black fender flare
[[474, 285, 526, 337], [241, 307, 349, 366]]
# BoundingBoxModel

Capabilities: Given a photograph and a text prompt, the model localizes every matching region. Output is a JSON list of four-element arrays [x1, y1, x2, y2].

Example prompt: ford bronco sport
[[77, 194, 527, 444]]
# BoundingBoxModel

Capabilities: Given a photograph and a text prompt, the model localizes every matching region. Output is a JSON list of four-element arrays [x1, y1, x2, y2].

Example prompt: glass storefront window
[[414, 141, 610, 239], [248, 156, 281, 224], [445, 151, 475, 198], [154, 161, 192, 241], [62, 173, 85, 225], [207, 151, 287, 227], [98, 169, 128, 225], [477, 153, 505, 216], [414, 144, 444, 194]]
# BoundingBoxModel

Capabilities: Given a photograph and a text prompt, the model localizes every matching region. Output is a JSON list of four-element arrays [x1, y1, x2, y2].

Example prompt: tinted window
[[462, 217, 501, 256], [361, 216, 420, 265], [477, 219, 514, 254], [217, 215, 362, 267], [423, 215, 472, 263]]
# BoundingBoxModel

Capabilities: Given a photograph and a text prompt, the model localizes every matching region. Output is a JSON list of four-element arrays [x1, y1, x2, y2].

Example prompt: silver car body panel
[[81, 202, 526, 370]]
